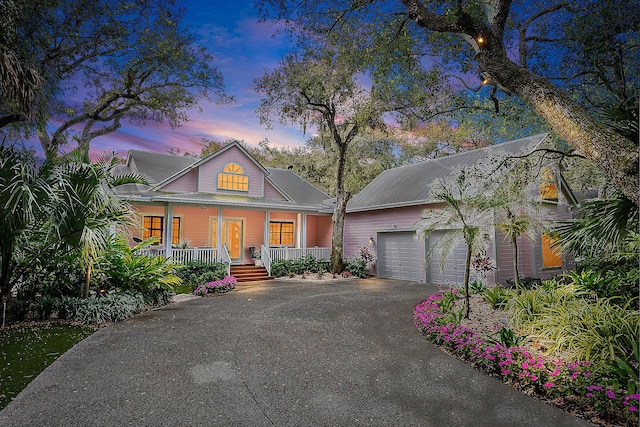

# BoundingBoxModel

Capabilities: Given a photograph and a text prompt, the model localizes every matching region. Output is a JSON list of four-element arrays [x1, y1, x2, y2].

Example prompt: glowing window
[[217, 163, 248, 191], [142, 216, 180, 245], [540, 167, 558, 201], [541, 233, 562, 268], [269, 221, 294, 245]]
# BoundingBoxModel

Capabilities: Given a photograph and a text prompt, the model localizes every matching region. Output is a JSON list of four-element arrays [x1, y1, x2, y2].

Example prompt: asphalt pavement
[[0, 278, 590, 426]]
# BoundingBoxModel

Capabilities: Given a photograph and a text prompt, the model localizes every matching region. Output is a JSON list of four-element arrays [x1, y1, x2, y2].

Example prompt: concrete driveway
[[1, 279, 589, 426]]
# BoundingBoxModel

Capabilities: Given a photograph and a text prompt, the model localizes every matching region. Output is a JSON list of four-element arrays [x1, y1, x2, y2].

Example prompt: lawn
[[0, 323, 96, 410]]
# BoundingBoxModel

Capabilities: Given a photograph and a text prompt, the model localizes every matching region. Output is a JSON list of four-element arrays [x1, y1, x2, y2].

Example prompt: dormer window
[[218, 163, 248, 191], [539, 167, 558, 202]]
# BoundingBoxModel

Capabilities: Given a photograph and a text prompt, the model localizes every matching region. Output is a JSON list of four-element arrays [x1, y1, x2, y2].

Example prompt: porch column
[[295, 213, 302, 248], [264, 210, 270, 247], [164, 203, 173, 258], [301, 213, 307, 250], [216, 208, 223, 260]]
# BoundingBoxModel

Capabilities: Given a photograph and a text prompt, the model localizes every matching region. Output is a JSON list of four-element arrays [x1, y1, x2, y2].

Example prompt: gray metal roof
[[347, 134, 549, 212], [266, 167, 331, 205], [119, 148, 332, 211], [127, 150, 196, 184]]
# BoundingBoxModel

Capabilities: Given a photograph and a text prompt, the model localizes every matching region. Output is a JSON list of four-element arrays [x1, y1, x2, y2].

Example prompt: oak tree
[[259, 0, 640, 205]]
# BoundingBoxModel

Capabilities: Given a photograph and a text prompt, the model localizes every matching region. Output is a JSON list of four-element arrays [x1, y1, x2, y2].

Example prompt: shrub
[[342, 258, 368, 278], [99, 236, 183, 293], [174, 260, 228, 289], [269, 256, 330, 277]]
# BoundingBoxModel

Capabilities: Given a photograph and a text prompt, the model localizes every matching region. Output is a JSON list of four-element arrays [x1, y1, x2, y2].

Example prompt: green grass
[[0, 323, 95, 410]]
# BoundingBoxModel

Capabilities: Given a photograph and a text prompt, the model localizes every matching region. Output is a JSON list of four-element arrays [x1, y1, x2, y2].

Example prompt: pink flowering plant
[[414, 290, 639, 425], [193, 275, 237, 296]]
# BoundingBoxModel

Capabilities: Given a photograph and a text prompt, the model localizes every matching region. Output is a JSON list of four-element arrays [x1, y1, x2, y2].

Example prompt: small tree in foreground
[[417, 168, 492, 318]]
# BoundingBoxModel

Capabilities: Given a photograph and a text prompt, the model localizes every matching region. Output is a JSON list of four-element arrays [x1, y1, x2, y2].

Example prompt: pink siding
[[174, 206, 218, 247], [162, 170, 197, 192], [197, 146, 264, 197], [308, 215, 332, 247], [264, 180, 287, 201], [344, 206, 425, 257]]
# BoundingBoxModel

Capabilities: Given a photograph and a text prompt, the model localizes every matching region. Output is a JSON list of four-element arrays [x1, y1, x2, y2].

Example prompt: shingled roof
[[126, 150, 197, 184], [347, 133, 549, 213]]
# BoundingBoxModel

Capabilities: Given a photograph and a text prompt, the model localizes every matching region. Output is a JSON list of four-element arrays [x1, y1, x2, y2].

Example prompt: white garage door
[[427, 230, 467, 285], [377, 231, 424, 282]]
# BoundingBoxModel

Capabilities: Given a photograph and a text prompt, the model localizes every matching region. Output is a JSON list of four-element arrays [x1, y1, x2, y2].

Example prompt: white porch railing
[[139, 246, 330, 277], [220, 245, 231, 276], [269, 247, 331, 262], [261, 244, 272, 277]]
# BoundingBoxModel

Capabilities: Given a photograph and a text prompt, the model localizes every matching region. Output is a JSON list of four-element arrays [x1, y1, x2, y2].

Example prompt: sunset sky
[[32, 1, 308, 158]]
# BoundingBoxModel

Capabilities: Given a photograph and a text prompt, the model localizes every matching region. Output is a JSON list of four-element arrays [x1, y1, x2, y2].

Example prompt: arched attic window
[[217, 163, 248, 191]]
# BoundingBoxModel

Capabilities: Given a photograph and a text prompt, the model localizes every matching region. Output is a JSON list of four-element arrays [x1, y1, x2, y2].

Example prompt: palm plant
[[488, 165, 545, 287], [417, 168, 492, 318], [48, 151, 146, 297]]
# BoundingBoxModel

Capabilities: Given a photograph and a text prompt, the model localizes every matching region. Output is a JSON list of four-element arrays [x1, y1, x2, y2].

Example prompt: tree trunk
[[83, 262, 92, 298], [463, 243, 472, 319], [330, 141, 349, 273], [511, 233, 520, 288], [477, 52, 639, 206]]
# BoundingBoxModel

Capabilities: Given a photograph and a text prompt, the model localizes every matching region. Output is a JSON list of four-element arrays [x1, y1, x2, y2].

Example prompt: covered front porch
[[130, 202, 332, 276]]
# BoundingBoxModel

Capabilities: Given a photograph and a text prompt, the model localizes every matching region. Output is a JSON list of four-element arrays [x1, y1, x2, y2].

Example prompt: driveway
[[1, 279, 589, 426]]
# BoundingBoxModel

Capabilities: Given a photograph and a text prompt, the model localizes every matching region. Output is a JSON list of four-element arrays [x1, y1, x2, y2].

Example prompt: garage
[[427, 230, 467, 285], [376, 231, 424, 282]]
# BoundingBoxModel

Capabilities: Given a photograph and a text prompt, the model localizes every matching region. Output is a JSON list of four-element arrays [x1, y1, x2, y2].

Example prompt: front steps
[[230, 264, 272, 283]]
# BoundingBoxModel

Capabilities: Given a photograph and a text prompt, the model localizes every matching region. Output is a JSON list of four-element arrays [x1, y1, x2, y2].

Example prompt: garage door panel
[[427, 230, 466, 285], [377, 231, 423, 282]]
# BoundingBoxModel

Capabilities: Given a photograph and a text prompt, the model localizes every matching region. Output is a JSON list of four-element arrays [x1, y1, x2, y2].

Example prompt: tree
[[483, 161, 545, 287], [258, 0, 640, 206], [0, 0, 44, 128], [4, 0, 230, 158], [255, 48, 383, 272], [417, 168, 492, 318]]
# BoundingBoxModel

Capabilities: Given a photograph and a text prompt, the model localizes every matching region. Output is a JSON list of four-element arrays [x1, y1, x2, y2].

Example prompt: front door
[[212, 219, 244, 263]]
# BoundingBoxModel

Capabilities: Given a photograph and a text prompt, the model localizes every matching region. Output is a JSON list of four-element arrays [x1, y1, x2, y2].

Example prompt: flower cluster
[[193, 276, 237, 296], [414, 291, 639, 426], [357, 246, 375, 267]]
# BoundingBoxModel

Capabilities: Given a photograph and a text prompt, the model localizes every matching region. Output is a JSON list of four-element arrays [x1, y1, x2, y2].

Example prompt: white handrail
[[220, 245, 231, 276], [260, 244, 272, 277]]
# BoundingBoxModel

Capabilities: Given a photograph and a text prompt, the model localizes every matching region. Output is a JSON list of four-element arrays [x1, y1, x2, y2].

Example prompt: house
[[343, 133, 577, 285], [115, 141, 334, 275]]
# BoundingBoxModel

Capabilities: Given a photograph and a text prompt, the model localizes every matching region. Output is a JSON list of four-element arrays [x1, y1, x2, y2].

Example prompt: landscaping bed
[[414, 287, 639, 426]]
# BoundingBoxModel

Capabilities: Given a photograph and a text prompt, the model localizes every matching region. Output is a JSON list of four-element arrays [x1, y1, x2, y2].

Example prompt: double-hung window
[[269, 221, 294, 245], [142, 216, 180, 245]]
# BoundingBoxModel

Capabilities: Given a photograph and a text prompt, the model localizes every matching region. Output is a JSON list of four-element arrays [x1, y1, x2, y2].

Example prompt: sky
[[37, 1, 309, 158]]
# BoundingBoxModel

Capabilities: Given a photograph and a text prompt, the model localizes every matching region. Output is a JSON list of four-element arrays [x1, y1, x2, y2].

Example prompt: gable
[[196, 146, 265, 197]]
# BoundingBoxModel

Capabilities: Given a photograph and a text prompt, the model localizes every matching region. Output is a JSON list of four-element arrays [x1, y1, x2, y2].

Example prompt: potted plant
[[249, 246, 263, 266]]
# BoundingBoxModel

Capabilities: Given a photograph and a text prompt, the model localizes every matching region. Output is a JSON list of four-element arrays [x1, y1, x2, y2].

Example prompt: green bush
[[175, 260, 228, 288], [342, 258, 368, 278], [101, 236, 183, 293], [567, 267, 639, 302], [269, 256, 330, 277]]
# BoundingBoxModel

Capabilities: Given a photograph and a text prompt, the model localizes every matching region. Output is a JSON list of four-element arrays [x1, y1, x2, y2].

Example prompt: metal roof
[[266, 167, 332, 206], [127, 150, 196, 184], [347, 134, 549, 212], [119, 147, 332, 212]]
